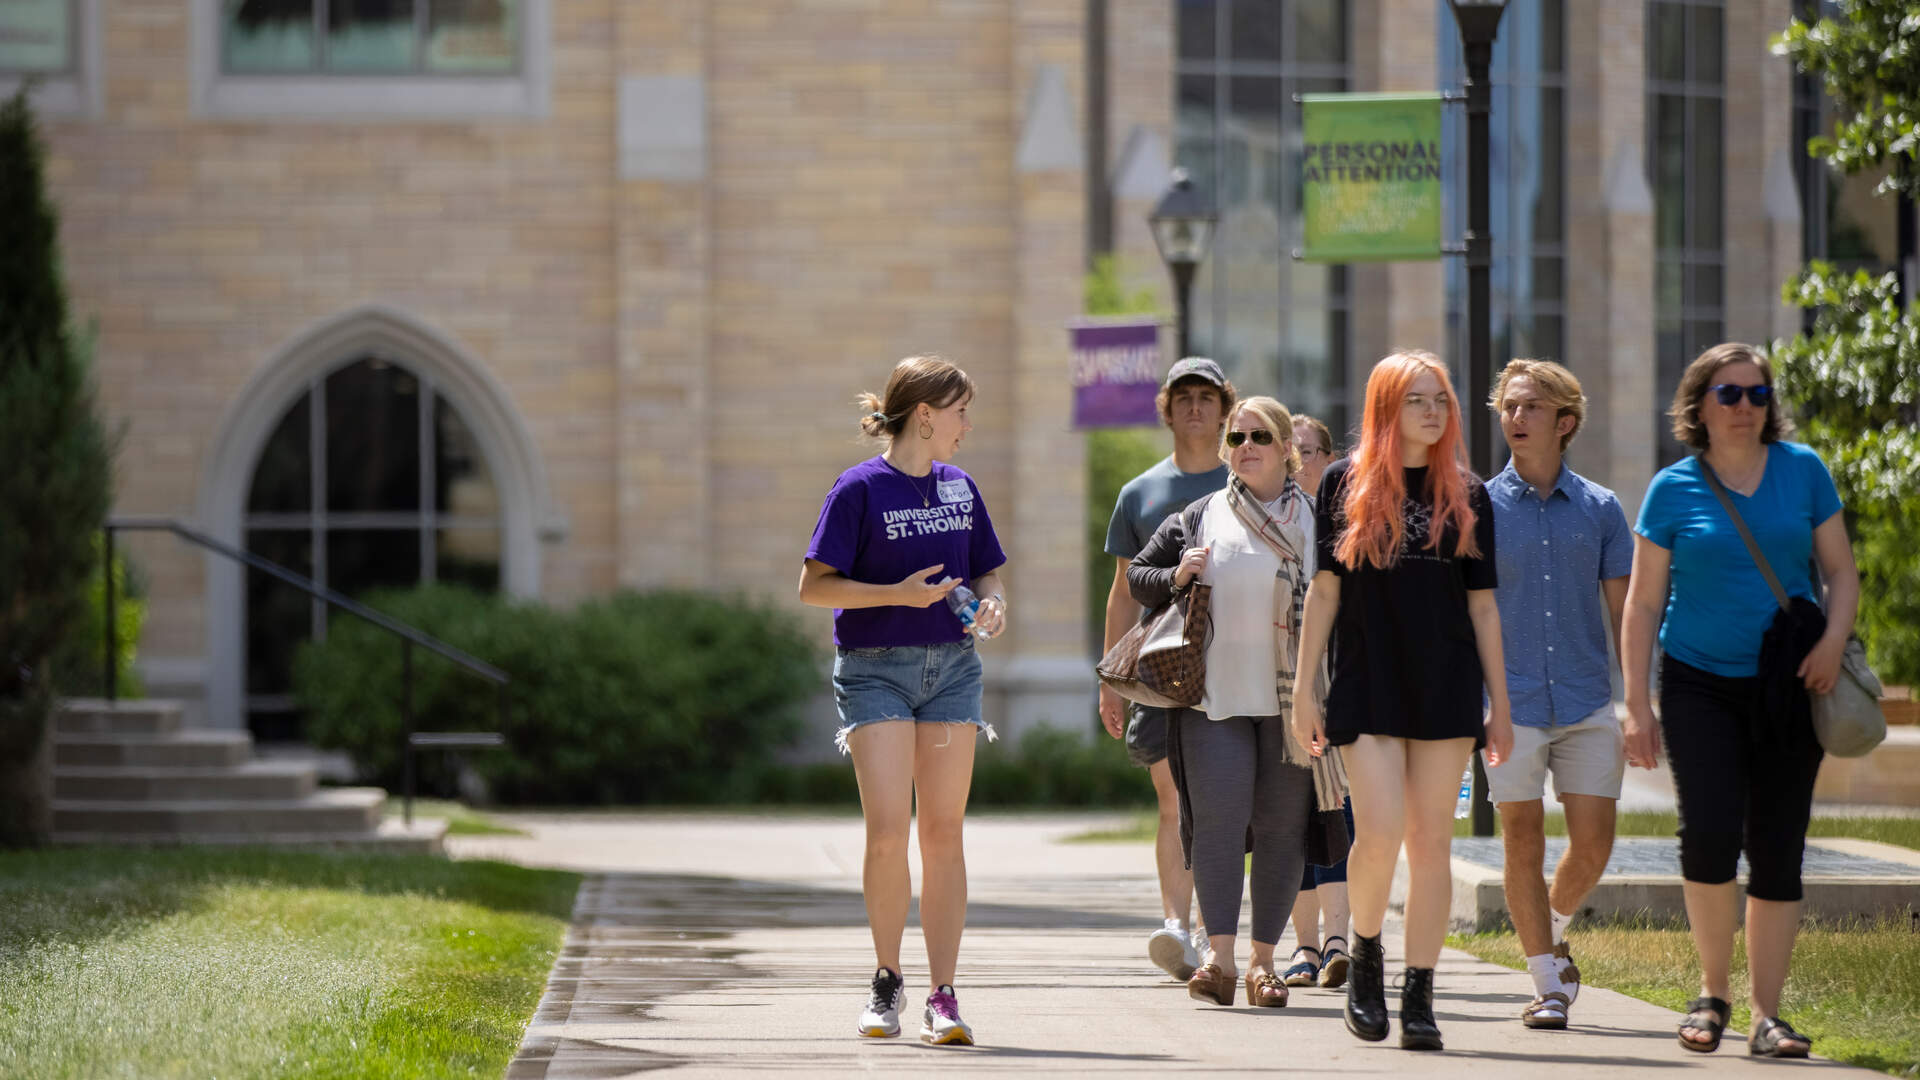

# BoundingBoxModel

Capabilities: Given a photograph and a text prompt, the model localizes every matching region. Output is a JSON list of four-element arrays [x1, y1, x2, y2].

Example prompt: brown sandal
[[1522, 991, 1570, 1030], [1187, 963, 1236, 1006], [1246, 969, 1288, 1008]]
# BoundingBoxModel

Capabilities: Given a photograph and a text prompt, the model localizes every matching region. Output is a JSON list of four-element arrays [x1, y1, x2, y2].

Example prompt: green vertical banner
[[1299, 92, 1444, 262]]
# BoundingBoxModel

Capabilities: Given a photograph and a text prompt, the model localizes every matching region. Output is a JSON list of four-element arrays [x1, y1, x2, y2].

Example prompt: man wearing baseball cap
[[1100, 356, 1237, 981]]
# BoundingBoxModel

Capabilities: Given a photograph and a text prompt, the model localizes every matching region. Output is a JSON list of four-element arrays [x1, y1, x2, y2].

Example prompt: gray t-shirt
[[1104, 456, 1230, 560]]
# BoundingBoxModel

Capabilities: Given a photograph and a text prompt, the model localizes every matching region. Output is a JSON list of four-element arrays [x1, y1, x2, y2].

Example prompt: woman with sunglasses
[[1127, 396, 1341, 1009], [799, 355, 1007, 1046], [1621, 343, 1857, 1059], [1292, 350, 1513, 1052]]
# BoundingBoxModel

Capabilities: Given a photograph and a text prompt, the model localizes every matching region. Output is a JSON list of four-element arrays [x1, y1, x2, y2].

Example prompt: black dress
[[1314, 459, 1498, 748]]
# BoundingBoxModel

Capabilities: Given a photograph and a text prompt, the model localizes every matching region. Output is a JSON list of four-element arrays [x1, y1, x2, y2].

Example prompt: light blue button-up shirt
[[1489, 462, 1634, 728]]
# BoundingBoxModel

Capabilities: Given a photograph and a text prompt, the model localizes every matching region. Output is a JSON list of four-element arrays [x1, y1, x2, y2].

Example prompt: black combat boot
[[1343, 932, 1389, 1042], [1399, 966, 1443, 1051]]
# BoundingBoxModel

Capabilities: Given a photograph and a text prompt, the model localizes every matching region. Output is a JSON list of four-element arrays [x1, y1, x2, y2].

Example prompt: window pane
[[1533, 87, 1565, 242], [328, 0, 416, 72], [437, 528, 500, 589], [1656, 261, 1683, 334], [1175, 73, 1218, 201], [1293, 0, 1346, 64], [0, 0, 72, 73], [1687, 262, 1723, 309], [1532, 257, 1564, 303], [245, 528, 313, 697], [1178, 0, 1218, 62], [1226, 76, 1282, 209], [326, 359, 422, 513], [225, 0, 316, 72], [1231, 0, 1280, 62], [426, 0, 514, 73], [1688, 4, 1723, 86], [434, 395, 496, 515], [1531, 315, 1565, 366], [1651, 94, 1686, 251], [1649, 2, 1685, 83], [327, 528, 422, 600], [1687, 97, 1722, 250], [1539, 0, 1564, 75], [1684, 319, 1724, 362], [248, 394, 313, 514]]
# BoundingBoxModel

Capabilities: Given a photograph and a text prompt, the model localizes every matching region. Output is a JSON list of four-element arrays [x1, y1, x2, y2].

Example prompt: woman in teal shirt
[[1621, 343, 1859, 1059]]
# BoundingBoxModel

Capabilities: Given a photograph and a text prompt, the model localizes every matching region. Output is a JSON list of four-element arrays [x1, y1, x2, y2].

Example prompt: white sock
[[1550, 907, 1573, 946], [1524, 954, 1560, 998], [1166, 916, 1187, 932]]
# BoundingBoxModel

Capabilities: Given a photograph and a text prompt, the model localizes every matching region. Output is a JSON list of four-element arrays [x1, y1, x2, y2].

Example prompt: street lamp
[[1448, 0, 1506, 839], [1149, 167, 1218, 360]]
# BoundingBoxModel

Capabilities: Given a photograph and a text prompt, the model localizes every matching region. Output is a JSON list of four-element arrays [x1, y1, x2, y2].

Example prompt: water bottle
[[1454, 765, 1474, 820], [945, 582, 987, 639]]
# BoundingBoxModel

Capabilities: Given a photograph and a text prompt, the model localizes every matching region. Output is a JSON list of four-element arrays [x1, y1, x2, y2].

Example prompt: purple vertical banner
[[1069, 317, 1164, 429]]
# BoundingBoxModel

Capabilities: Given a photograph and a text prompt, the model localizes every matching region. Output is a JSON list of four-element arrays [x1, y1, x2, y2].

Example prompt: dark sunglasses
[[1708, 383, 1772, 408], [1224, 429, 1276, 448]]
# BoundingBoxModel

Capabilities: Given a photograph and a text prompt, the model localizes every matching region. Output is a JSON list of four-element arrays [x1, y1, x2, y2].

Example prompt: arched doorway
[[243, 356, 503, 741], [199, 305, 557, 738]]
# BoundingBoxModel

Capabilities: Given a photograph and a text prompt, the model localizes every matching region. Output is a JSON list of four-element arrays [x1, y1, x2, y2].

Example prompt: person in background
[[799, 355, 1008, 1047], [1622, 342, 1857, 1059], [1482, 360, 1633, 1031], [1293, 350, 1514, 1052], [1099, 357, 1236, 981], [1280, 412, 1355, 991]]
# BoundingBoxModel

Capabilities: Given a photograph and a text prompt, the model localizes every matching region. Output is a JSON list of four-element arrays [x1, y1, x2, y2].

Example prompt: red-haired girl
[[1292, 350, 1515, 1052]]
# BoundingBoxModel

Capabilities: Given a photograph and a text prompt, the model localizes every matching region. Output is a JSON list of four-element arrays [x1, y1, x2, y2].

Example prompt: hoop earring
[[920, 421, 933, 440]]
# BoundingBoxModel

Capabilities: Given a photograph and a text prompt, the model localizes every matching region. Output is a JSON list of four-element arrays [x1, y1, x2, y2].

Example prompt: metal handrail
[[103, 516, 509, 826]]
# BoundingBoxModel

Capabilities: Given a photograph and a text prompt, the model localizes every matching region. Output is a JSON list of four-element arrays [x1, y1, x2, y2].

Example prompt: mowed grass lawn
[[0, 848, 579, 1080]]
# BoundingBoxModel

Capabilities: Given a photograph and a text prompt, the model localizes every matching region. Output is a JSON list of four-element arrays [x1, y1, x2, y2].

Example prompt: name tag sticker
[[938, 479, 971, 504]]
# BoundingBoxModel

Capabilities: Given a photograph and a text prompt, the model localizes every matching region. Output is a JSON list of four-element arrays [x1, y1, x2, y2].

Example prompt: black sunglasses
[[1224, 429, 1276, 448], [1708, 383, 1772, 408]]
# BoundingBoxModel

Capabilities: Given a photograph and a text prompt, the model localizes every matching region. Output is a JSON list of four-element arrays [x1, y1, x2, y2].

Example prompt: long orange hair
[[1333, 350, 1481, 570]]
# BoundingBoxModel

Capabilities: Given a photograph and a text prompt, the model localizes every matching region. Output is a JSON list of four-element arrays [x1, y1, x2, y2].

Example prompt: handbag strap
[[1697, 455, 1792, 614]]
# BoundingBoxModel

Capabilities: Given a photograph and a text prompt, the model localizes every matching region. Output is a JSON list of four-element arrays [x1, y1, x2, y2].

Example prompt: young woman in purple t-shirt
[[799, 355, 1008, 1047]]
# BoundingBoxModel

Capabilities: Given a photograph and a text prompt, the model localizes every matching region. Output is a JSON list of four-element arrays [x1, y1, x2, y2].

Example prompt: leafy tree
[[1771, 3, 1920, 684], [0, 89, 115, 845], [1081, 256, 1165, 649]]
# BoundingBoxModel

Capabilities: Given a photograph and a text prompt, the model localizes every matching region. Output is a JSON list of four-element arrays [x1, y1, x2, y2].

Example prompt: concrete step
[[54, 730, 252, 769], [55, 698, 184, 737], [52, 816, 449, 856], [53, 760, 319, 802], [51, 787, 385, 837]]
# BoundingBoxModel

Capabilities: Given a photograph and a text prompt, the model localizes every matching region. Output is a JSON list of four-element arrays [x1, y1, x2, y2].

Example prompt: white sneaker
[[920, 984, 974, 1045], [1148, 918, 1200, 981], [857, 967, 904, 1038]]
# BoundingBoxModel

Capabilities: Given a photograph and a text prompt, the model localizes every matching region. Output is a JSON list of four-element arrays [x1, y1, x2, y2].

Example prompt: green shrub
[[294, 584, 823, 804], [49, 538, 145, 698]]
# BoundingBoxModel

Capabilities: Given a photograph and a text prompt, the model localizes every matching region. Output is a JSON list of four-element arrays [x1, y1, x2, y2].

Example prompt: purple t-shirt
[[805, 456, 1007, 649]]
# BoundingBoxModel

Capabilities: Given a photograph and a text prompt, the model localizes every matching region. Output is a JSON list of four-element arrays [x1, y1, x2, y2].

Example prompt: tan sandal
[[1187, 963, 1236, 1006], [1246, 969, 1288, 1008], [1522, 990, 1570, 1030]]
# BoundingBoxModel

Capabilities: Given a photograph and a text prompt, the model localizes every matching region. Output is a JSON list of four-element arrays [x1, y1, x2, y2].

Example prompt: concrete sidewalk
[[454, 813, 1872, 1078]]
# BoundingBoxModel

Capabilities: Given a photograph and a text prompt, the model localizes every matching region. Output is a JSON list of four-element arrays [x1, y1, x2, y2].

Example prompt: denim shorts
[[832, 639, 996, 754]]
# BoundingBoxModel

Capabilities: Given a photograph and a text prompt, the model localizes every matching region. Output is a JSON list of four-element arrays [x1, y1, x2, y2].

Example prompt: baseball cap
[[1163, 356, 1226, 389]]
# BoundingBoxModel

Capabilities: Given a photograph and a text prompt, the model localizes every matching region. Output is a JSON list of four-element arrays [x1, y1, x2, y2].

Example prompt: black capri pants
[[1659, 654, 1824, 901]]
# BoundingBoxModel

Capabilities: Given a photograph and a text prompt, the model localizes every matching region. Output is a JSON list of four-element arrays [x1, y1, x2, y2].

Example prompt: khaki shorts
[[1486, 703, 1625, 804]]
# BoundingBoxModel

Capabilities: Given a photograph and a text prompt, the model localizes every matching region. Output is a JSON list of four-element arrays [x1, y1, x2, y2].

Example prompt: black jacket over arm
[[1126, 491, 1214, 612]]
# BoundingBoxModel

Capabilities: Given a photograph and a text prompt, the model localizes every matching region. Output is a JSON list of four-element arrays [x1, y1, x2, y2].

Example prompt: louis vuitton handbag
[[1096, 583, 1212, 710]]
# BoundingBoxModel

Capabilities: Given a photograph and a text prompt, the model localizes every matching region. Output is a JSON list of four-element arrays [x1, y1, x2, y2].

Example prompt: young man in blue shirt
[[1483, 360, 1636, 1030], [1100, 357, 1234, 981]]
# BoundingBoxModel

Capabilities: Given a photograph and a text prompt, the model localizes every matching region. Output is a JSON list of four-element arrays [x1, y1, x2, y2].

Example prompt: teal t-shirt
[[1104, 456, 1229, 560], [1633, 441, 1842, 677]]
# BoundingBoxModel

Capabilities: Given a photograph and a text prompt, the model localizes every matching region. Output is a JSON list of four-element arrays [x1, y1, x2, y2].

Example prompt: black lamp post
[[1149, 168, 1218, 359], [1449, 0, 1507, 839]]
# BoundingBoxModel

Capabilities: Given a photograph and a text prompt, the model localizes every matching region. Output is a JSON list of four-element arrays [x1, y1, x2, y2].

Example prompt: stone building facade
[[5, 0, 1831, 749]]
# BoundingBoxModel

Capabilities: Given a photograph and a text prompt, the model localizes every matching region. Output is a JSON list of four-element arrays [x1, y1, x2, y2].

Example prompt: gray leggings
[[1180, 712, 1315, 945]]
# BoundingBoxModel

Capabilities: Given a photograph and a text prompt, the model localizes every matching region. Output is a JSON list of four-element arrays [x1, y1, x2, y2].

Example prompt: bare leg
[[1290, 887, 1321, 954], [1550, 794, 1617, 920], [1401, 738, 1476, 968], [913, 722, 979, 990], [1149, 759, 1195, 926], [1342, 735, 1408, 940], [1498, 798, 1552, 958], [1319, 882, 1350, 945], [1745, 896, 1809, 1051], [1679, 879, 1738, 1046], [848, 721, 917, 976]]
